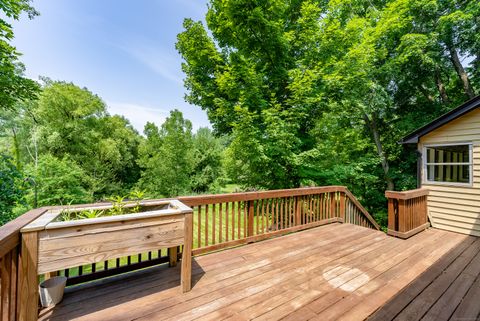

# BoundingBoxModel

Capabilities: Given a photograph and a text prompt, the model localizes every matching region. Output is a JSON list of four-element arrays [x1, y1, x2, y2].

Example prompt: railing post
[[181, 212, 193, 293], [385, 189, 429, 239], [247, 201, 254, 237], [18, 231, 39, 321]]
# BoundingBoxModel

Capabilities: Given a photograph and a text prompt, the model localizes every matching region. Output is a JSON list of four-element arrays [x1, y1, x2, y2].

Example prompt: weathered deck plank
[[38, 223, 476, 321], [368, 236, 480, 321]]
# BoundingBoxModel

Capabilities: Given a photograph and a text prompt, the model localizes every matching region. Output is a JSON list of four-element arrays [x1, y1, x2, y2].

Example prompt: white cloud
[[107, 101, 168, 133], [116, 40, 184, 85]]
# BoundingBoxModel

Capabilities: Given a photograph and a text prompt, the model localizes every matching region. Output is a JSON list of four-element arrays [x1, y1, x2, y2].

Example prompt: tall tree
[[137, 110, 194, 197], [0, 0, 39, 110], [191, 127, 225, 193], [177, 0, 479, 214]]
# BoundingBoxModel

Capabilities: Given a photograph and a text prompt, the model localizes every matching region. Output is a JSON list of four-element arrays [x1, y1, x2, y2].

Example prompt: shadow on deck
[[39, 223, 478, 321]]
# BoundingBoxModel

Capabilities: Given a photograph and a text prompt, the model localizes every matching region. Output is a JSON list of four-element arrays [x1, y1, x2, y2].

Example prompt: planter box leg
[[181, 213, 193, 293], [18, 232, 39, 321]]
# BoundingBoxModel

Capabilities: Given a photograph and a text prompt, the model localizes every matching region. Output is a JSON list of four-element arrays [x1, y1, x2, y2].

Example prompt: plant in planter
[[55, 191, 147, 221]]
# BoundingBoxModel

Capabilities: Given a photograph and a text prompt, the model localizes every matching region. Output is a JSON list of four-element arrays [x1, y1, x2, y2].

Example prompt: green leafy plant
[[107, 195, 127, 215], [129, 189, 146, 213], [78, 209, 105, 220]]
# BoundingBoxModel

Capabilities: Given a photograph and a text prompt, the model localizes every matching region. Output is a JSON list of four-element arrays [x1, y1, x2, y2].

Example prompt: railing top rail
[[385, 188, 429, 200], [177, 186, 346, 206]]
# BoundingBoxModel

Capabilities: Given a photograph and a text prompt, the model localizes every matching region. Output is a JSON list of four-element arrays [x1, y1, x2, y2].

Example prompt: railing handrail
[[385, 188, 429, 200], [0, 207, 48, 258], [178, 186, 345, 205]]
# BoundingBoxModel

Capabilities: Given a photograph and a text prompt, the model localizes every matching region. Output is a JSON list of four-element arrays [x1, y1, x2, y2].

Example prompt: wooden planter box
[[19, 199, 193, 319]]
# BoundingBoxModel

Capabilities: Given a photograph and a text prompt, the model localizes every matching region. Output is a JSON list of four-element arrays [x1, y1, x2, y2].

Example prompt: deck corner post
[[18, 231, 39, 321], [181, 212, 193, 293]]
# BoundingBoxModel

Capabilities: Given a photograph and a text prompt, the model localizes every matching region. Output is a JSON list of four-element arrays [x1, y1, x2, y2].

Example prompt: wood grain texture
[[37, 220, 185, 274], [18, 232, 38, 321], [0, 208, 48, 258], [181, 213, 193, 293]]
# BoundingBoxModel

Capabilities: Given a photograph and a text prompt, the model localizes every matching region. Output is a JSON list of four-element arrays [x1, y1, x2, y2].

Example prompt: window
[[424, 144, 472, 185]]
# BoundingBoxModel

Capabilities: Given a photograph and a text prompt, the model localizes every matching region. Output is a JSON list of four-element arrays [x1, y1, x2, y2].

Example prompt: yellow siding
[[419, 108, 480, 237]]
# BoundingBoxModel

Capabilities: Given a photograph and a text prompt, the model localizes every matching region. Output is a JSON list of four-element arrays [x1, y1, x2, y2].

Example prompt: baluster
[[212, 203, 216, 245], [232, 201, 236, 241], [197, 205, 201, 248], [205, 204, 209, 247], [219, 203, 223, 243], [261, 199, 266, 234], [280, 198, 284, 230], [237, 201, 241, 239], [225, 202, 229, 242], [243, 201, 247, 238]]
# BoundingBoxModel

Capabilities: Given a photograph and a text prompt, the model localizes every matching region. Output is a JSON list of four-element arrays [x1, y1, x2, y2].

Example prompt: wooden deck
[[38, 223, 478, 321]]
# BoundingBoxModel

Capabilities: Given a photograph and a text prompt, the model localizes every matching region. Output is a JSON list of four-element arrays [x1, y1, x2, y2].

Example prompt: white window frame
[[423, 142, 473, 186]]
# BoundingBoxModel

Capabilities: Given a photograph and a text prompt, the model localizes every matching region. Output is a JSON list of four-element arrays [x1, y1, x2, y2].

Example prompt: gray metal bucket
[[39, 276, 67, 307]]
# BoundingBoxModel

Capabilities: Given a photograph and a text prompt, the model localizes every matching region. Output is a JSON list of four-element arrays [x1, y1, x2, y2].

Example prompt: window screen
[[425, 144, 471, 184]]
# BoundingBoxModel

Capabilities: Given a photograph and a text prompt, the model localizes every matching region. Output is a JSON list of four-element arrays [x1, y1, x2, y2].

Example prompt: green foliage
[[33, 80, 141, 197], [137, 110, 195, 197], [191, 127, 225, 193], [0, 0, 40, 111], [177, 0, 479, 218], [0, 154, 24, 225], [24, 154, 92, 207], [56, 191, 148, 222]]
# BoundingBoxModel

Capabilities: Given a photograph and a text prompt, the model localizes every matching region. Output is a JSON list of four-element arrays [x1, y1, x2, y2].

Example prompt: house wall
[[418, 108, 480, 236]]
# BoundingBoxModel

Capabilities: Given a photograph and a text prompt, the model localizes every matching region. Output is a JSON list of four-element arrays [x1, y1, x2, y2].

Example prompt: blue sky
[[12, 0, 210, 132]]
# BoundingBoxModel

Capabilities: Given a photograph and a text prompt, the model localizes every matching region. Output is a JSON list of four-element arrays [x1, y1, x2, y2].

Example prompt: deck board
[[38, 223, 477, 321], [369, 236, 480, 321]]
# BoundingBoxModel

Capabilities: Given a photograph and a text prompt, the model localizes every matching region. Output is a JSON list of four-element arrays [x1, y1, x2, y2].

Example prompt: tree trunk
[[363, 114, 395, 191], [419, 85, 434, 102], [11, 127, 21, 170], [434, 69, 450, 103], [448, 44, 475, 99]]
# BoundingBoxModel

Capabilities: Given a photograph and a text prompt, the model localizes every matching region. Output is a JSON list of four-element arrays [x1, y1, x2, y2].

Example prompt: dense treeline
[[176, 0, 479, 224], [0, 80, 226, 224], [1, 0, 479, 226]]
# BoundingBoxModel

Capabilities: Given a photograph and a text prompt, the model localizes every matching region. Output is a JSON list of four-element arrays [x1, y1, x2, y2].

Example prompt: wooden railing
[[179, 186, 379, 255], [385, 188, 429, 239], [0, 208, 48, 321], [0, 186, 378, 321]]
